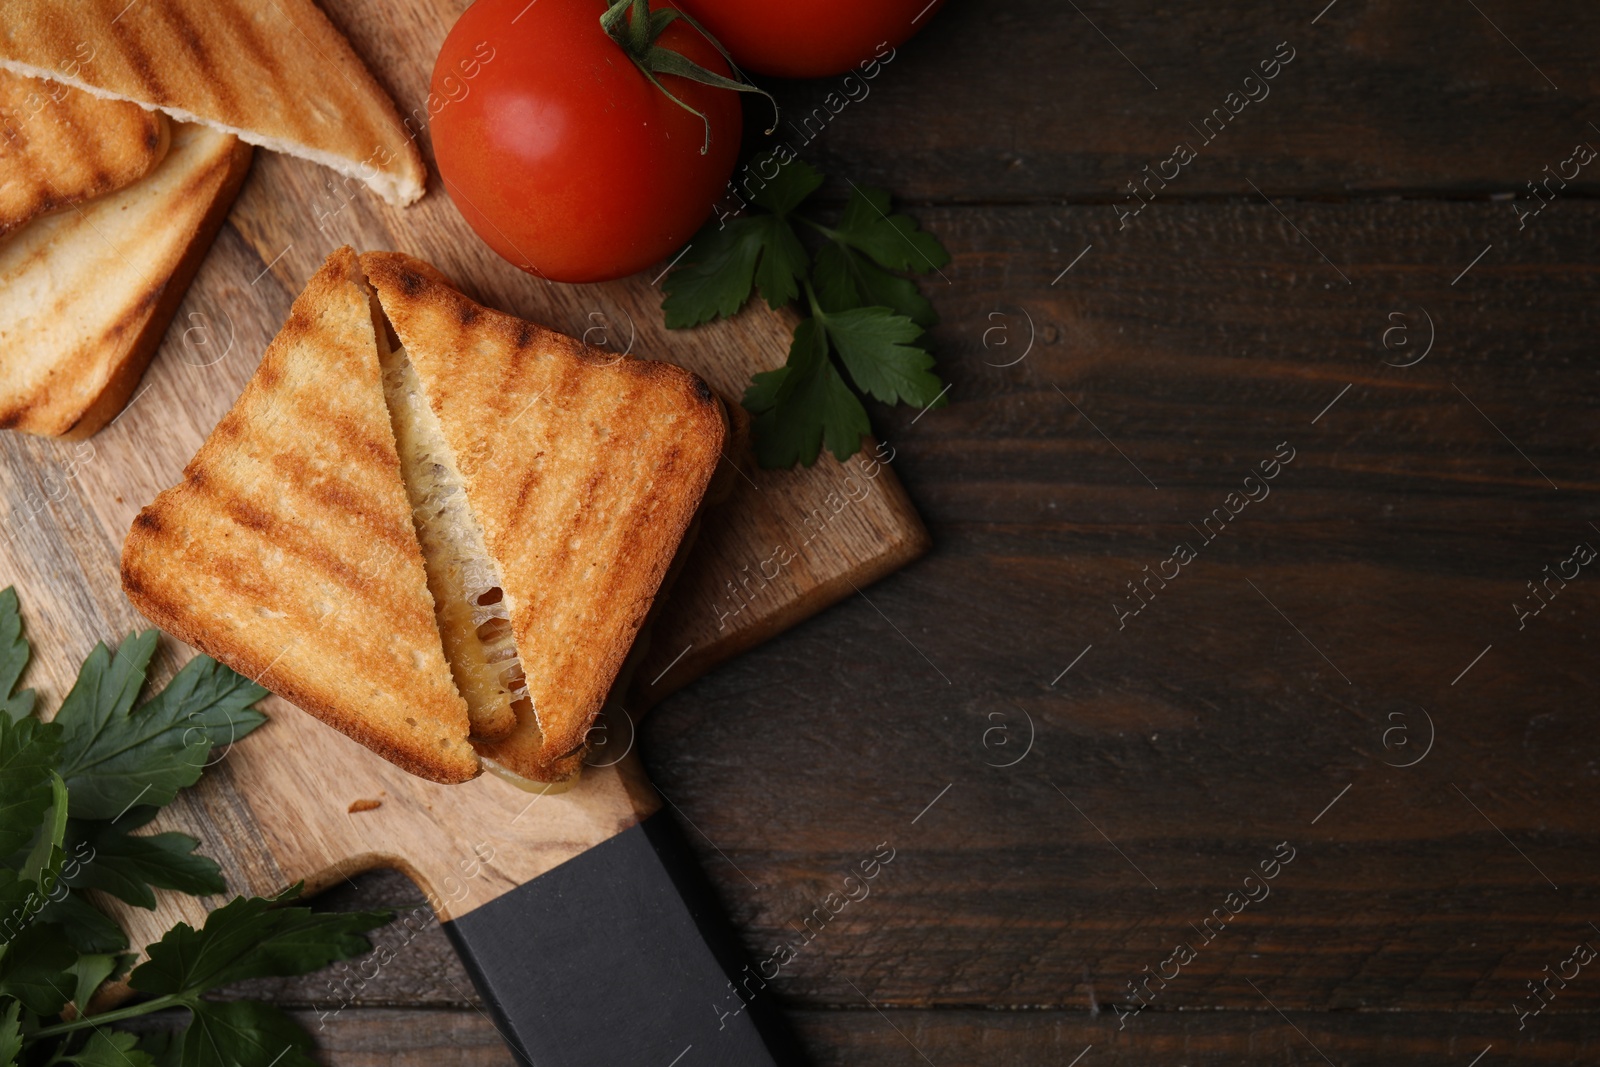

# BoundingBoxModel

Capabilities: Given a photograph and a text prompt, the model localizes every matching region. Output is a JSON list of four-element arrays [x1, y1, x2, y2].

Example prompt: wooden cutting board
[[0, 0, 927, 959]]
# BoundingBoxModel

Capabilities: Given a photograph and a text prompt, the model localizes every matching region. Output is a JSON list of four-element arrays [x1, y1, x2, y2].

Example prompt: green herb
[[663, 153, 949, 468], [54, 630, 267, 821], [0, 587, 389, 1066]]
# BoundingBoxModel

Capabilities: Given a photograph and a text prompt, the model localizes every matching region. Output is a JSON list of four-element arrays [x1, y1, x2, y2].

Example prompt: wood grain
[[0, 0, 927, 980], [630, 200, 1599, 1023], [7, 0, 1600, 1061], [765, 0, 1600, 203], [199, 198, 1599, 1060], [116, 1002, 1600, 1064], [312, 1, 1598, 1060], [247, 1007, 1600, 1065]]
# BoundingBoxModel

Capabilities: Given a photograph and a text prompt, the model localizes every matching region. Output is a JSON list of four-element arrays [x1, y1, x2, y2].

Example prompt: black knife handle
[[444, 810, 802, 1066]]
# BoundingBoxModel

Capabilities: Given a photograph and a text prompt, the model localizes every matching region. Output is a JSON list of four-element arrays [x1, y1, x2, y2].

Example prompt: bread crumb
[[347, 798, 382, 813]]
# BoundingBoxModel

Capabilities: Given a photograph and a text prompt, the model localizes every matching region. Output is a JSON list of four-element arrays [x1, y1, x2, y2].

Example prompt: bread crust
[[123, 247, 722, 785], [121, 247, 479, 784], [0, 69, 170, 235], [0, 123, 251, 438], [122, 557, 478, 784], [0, 0, 424, 205], [62, 135, 251, 440], [361, 251, 726, 780]]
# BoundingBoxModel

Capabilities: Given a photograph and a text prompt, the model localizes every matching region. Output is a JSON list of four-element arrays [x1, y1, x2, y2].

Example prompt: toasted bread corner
[[0, 123, 252, 440], [0, 68, 171, 235]]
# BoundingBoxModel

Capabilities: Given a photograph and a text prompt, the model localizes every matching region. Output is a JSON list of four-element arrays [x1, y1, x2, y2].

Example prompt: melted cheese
[[377, 331, 534, 741]]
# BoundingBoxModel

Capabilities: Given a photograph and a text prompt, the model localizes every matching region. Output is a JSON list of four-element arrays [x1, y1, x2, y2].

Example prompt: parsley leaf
[[1, 589, 374, 1066], [745, 318, 871, 467], [832, 183, 950, 274], [0, 1004, 19, 1067], [820, 307, 944, 409], [65, 952, 129, 1015], [0, 714, 62, 856], [749, 215, 809, 309], [37, 891, 128, 954], [747, 152, 824, 215], [664, 160, 948, 468], [0, 589, 34, 722], [130, 887, 388, 997], [662, 152, 821, 326], [179, 1000, 314, 1067], [0, 1001, 19, 1066], [813, 241, 937, 327], [663, 212, 809, 326], [135, 655, 268, 754], [0, 871, 36, 941], [63, 1029, 156, 1067], [56, 639, 266, 821], [19, 772, 67, 886], [0, 922, 75, 1014], [64, 812, 224, 910], [661, 218, 764, 328]]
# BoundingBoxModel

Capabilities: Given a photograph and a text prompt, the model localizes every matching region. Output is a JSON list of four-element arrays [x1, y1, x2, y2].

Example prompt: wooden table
[[64, 1, 1600, 1062]]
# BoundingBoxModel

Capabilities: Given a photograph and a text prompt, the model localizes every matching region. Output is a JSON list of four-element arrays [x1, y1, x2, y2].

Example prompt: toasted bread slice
[[0, 0, 424, 206], [0, 122, 250, 439], [122, 247, 479, 784], [0, 68, 169, 235], [362, 251, 727, 781]]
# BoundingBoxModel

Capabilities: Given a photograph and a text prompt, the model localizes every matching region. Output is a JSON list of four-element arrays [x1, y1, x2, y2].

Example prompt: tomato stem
[[599, 0, 777, 154], [627, 0, 651, 54]]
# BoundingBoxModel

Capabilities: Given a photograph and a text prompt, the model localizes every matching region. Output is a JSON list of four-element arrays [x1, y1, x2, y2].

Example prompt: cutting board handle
[[438, 770, 801, 1065]]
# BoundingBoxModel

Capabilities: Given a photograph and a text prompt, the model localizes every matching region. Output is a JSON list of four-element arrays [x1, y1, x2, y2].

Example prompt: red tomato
[[675, 0, 947, 79], [430, 0, 743, 283]]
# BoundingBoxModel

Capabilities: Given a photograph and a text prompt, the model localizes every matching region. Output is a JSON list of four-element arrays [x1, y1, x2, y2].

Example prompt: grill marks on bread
[[123, 248, 725, 784], [121, 247, 478, 783], [0, 121, 249, 438], [0, 69, 170, 234], [362, 253, 726, 781], [0, 0, 425, 205]]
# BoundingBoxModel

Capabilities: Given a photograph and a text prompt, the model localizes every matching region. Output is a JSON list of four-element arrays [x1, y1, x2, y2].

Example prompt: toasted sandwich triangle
[[361, 252, 726, 781], [0, 122, 250, 439], [121, 247, 479, 783], [0, 0, 425, 206]]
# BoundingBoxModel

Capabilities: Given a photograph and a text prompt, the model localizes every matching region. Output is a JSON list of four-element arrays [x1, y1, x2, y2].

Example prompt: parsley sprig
[[0, 587, 389, 1066], [664, 153, 950, 468]]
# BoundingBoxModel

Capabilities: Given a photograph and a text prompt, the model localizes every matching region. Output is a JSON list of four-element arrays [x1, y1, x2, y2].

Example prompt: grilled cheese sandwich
[[123, 247, 726, 783]]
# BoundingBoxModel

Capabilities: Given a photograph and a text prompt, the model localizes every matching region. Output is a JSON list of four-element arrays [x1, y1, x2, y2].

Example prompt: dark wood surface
[[45, 0, 1600, 1062]]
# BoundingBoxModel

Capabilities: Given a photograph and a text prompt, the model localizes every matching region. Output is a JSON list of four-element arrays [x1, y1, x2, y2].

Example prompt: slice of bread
[[122, 247, 479, 784], [122, 248, 725, 785], [0, 68, 169, 235], [0, 0, 424, 206], [362, 252, 727, 781], [0, 122, 250, 439]]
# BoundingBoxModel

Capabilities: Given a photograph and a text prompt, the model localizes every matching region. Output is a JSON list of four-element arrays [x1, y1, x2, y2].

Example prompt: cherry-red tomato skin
[[674, 0, 947, 79], [431, 0, 742, 283]]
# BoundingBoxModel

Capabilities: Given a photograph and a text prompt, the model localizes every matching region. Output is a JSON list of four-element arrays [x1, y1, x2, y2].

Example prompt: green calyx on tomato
[[432, 0, 753, 281], [597, 0, 774, 153]]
